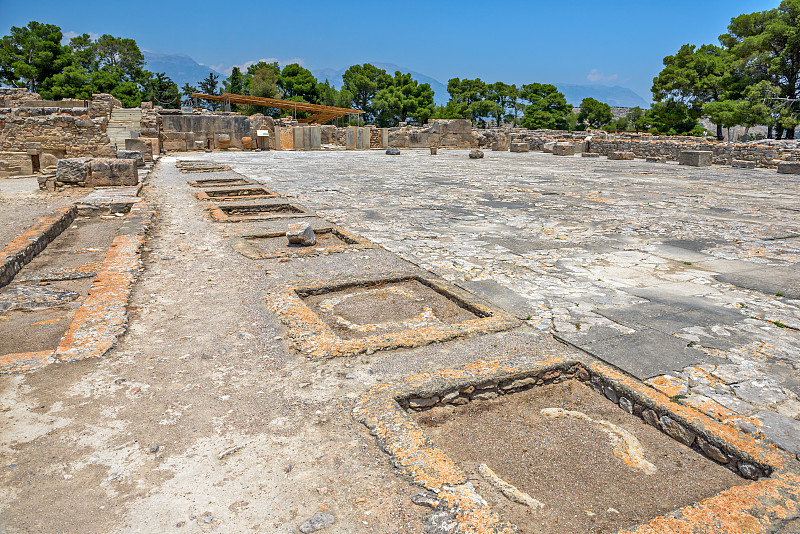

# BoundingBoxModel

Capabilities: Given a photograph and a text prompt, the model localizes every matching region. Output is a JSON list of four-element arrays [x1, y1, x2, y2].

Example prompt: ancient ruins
[[1, 89, 800, 533]]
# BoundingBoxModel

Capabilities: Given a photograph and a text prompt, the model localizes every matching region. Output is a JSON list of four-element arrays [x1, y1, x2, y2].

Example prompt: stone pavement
[[212, 149, 800, 459], [1, 149, 800, 533]]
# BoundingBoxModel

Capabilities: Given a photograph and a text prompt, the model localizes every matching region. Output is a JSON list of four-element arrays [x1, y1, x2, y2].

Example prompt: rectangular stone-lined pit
[[187, 177, 256, 187], [266, 274, 519, 358], [355, 358, 800, 534], [231, 226, 373, 259], [208, 202, 314, 222], [195, 186, 280, 201], [177, 160, 232, 173], [414, 379, 746, 534], [1, 201, 153, 374]]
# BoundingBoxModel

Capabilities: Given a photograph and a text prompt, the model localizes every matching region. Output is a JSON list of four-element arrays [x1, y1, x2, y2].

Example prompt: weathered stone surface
[[753, 410, 800, 457], [287, 222, 316, 246], [386, 147, 400, 155], [697, 437, 728, 463], [87, 158, 137, 187], [509, 142, 529, 153], [124, 138, 153, 161], [469, 150, 484, 159], [732, 159, 755, 169], [430, 147, 438, 155], [646, 156, 667, 163], [553, 143, 575, 156], [409, 396, 439, 409], [582, 152, 600, 158], [659, 415, 696, 446], [679, 150, 712, 167], [642, 408, 659, 427], [608, 151, 634, 160], [56, 158, 91, 183], [777, 161, 800, 174], [117, 150, 144, 167], [299, 512, 335, 533]]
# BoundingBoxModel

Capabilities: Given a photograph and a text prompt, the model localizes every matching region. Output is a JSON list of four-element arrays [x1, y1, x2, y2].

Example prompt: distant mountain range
[[143, 52, 222, 90], [144, 52, 650, 108]]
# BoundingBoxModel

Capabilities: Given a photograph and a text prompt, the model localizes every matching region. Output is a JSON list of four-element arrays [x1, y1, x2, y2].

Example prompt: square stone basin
[[266, 274, 519, 358], [187, 177, 255, 187], [208, 202, 314, 222], [231, 226, 373, 259], [195, 186, 280, 201]]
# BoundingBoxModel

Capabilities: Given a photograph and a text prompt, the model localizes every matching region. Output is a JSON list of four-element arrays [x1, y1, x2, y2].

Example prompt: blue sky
[[0, 0, 780, 101]]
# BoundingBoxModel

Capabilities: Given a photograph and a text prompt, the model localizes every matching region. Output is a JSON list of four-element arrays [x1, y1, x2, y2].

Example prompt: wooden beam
[[190, 93, 363, 124]]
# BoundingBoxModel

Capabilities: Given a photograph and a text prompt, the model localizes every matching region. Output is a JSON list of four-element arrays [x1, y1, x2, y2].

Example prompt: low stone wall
[[0, 111, 115, 177], [388, 119, 475, 149], [50, 157, 138, 190], [160, 113, 253, 151], [0, 204, 77, 288], [585, 139, 791, 167]]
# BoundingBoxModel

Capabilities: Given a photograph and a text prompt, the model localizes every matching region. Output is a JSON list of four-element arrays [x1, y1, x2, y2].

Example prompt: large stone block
[[56, 158, 91, 183], [117, 150, 144, 167], [679, 150, 712, 166], [125, 138, 153, 161], [87, 158, 137, 187], [553, 143, 575, 156], [509, 142, 529, 153], [608, 151, 635, 160], [732, 159, 755, 169], [777, 161, 800, 174]]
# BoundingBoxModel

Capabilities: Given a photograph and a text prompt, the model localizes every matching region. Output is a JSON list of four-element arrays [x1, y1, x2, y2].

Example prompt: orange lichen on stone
[[0, 350, 54, 374], [647, 374, 688, 397]]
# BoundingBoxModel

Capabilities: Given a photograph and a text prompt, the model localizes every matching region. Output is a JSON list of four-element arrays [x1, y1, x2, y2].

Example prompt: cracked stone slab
[[557, 327, 722, 380], [753, 410, 800, 457], [716, 267, 800, 298]]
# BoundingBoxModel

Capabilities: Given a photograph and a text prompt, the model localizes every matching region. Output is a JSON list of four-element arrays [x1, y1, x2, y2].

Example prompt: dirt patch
[[413, 380, 748, 533], [302, 279, 479, 340], [199, 187, 277, 199], [0, 215, 124, 356]]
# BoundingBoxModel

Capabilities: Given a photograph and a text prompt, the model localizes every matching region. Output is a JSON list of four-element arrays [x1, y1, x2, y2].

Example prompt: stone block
[[679, 150, 712, 167], [646, 156, 667, 163], [542, 142, 555, 154], [287, 222, 315, 246], [87, 158, 137, 187], [140, 137, 159, 155], [777, 161, 800, 174], [302, 126, 312, 150], [469, 150, 484, 159], [56, 158, 91, 183], [608, 151, 634, 160], [553, 143, 575, 156], [125, 138, 153, 161], [346, 126, 356, 150], [509, 142, 529, 153], [117, 150, 144, 167], [582, 152, 600, 158], [310, 126, 321, 150], [381, 128, 389, 149], [732, 159, 755, 169], [162, 139, 187, 152]]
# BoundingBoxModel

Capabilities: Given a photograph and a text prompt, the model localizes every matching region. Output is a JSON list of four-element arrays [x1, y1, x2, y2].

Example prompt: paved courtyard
[[216, 148, 800, 452], [2, 148, 800, 533]]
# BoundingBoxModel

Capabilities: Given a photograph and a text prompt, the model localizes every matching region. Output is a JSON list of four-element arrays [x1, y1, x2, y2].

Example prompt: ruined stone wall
[[0, 88, 42, 108], [388, 119, 476, 148], [159, 112, 253, 151], [584, 138, 793, 167], [0, 109, 115, 177]]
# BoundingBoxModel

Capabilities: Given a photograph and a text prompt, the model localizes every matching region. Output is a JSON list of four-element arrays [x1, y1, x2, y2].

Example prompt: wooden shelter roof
[[191, 93, 363, 124]]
